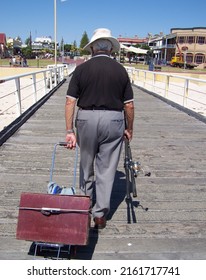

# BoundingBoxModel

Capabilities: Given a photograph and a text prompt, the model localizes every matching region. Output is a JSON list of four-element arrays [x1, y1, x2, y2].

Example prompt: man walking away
[[65, 28, 134, 229]]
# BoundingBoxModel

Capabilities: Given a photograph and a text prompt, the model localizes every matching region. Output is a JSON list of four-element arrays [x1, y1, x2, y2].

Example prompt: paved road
[[0, 78, 206, 260]]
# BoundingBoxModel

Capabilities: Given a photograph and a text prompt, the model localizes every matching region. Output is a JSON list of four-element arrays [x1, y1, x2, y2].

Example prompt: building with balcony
[[7, 37, 22, 55], [34, 36, 52, 44], [148, 27, 206, 66], [31, 36, 54, 52]]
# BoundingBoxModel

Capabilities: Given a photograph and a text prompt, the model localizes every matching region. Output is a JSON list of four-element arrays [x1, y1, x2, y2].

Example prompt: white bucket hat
[[84, 28, 120, 52]]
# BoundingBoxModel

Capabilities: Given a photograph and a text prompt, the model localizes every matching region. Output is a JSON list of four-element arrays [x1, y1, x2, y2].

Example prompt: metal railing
[[0, 64, 76, 131], [125, 66, 206, 118], [1, 63, 205, 132]]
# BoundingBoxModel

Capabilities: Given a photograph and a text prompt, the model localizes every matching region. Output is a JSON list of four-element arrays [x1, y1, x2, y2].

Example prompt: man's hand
[[65, 133, 76, 149], [124, 128, 133, 141]]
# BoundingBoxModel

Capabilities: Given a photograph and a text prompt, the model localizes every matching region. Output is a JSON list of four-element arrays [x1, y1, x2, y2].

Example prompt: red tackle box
[[16, 192, 90, 245]]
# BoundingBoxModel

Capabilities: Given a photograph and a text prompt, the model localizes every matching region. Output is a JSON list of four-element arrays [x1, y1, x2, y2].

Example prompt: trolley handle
[[58, 142, 68, 147], [49, 142, 78, 190]]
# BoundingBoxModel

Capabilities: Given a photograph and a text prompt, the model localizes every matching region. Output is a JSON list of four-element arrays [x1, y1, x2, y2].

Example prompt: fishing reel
[[130, 161, 142, 177], [129, 160, 151, 178]]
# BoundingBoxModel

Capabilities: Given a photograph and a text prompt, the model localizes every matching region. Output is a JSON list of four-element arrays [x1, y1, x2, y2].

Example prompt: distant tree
[[64, 44, 72, 52], [60, 37, 64, 52], [141, 44, 150, 50], [134, 43, 141, 48], [25, 37, 32, 47], [80, 31, 89, 48], [72, 40, 77, 50], [21, 47, 33, 58], [70, 40, 78, 58], [79, 31, 89, 55]]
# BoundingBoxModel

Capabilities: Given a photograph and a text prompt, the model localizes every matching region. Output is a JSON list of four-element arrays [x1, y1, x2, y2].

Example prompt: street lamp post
[[54, 0, 67, 68], [54, 0, 57, 68]]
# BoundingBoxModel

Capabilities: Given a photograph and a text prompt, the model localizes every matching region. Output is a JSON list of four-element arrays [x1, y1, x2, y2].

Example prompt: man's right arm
[[124, 101, 134, 141]]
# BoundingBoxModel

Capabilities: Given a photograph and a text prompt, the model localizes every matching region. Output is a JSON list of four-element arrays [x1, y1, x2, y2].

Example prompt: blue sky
[[0, 0, 206, 45]]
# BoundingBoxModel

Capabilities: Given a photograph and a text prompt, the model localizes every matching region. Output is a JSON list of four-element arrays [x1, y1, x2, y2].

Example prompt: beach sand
[[0, 67, 48, 131], [0, 66, 41, 78]]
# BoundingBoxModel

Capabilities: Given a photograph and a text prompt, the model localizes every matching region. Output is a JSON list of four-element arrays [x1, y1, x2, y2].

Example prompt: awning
[[120, 43, 148, 54], [128, 46, 148, 54], [120, 43, 131, 51]]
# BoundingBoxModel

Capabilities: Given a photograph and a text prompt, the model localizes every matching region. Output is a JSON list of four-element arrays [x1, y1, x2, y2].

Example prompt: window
[[178, 36, 185, 44], [195, 54, 204, 64], [188, 36, 195, 44], [186, 54, 193, 63], [197, 36, 205, 44]]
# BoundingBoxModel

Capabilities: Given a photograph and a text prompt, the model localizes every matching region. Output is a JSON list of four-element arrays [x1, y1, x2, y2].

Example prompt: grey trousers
[[76, 109, 125, 218]]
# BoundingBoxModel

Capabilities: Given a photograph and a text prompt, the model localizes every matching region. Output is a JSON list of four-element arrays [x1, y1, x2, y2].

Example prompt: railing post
[[14, 77, 22, 116], [135, 69, 139, 86], [54, 68, 57, 86], [56, 67, 60, 84], [183, 78, 189, 107], [32, 74, 37, 102], [49, 69, 53, 90], [153, 73, 156, 92], [144, 71, 146, 88], [165, 75, 170, 98], [58, 66, 62, 83], [43, 72, 47, 95], [132, 68, 135, 84], [61, 66, 64, 80]]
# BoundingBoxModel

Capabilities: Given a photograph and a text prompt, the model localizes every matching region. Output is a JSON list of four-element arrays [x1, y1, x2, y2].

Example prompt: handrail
[[125, 66, 206, 119], [0, 63, 76, 131], [1, 64, 205, 132]]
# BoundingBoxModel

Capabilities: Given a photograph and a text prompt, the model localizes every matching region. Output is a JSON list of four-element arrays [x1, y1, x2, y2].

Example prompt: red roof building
[[0, 33, 7, 58], [0, 33, 6, 44], [117, 35, 148, 46]]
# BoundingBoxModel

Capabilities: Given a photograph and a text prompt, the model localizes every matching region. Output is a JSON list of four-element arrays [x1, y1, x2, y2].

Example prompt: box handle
[[19, 206, 90, 216]]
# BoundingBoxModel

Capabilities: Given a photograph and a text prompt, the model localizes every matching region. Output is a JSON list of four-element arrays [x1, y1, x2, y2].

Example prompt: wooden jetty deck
[[0, 77, 206, 260]]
